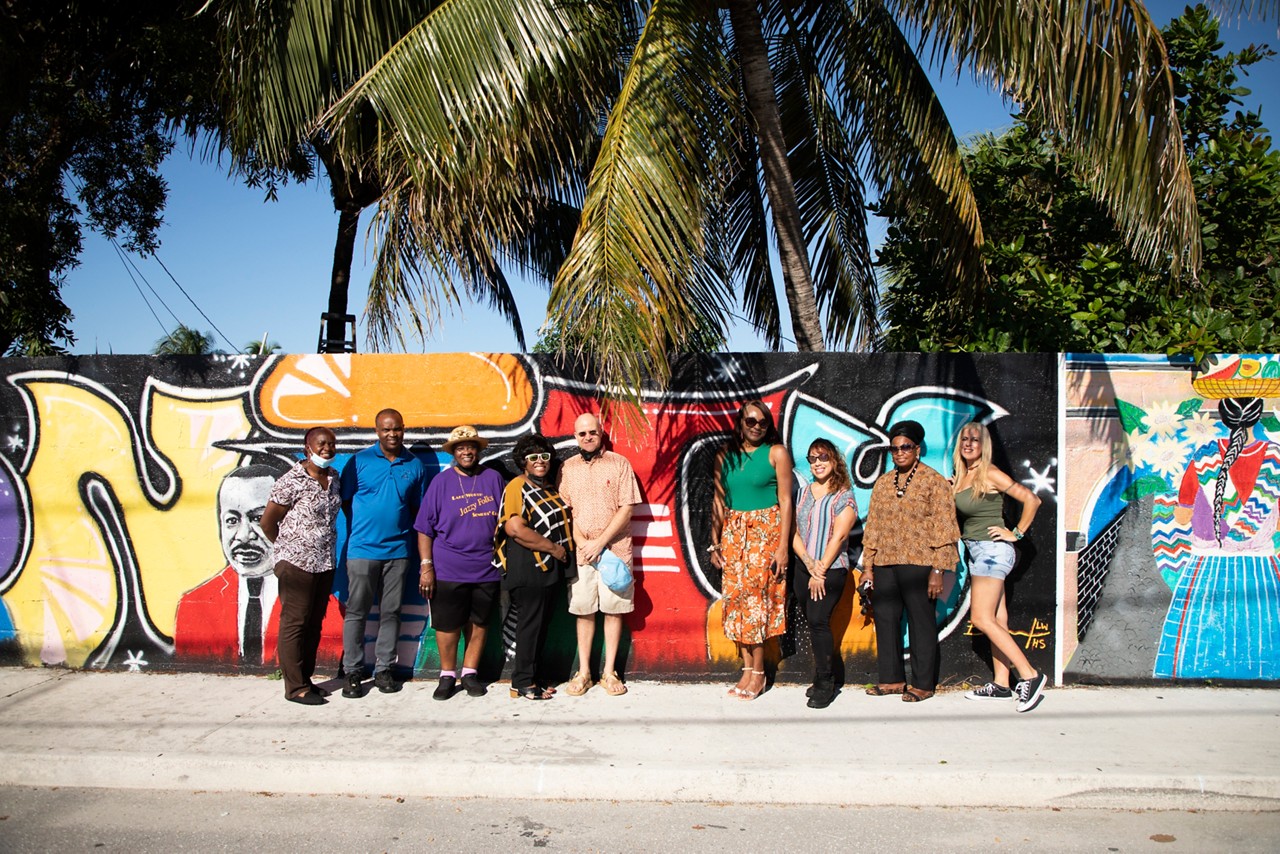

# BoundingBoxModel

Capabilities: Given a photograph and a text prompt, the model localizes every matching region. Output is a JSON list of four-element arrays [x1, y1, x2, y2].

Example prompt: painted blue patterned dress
[[1152, 439, 1280, 679]]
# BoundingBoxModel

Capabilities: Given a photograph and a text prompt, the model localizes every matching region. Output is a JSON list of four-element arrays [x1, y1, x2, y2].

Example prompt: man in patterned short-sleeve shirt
[[556, 413, 642, 696]]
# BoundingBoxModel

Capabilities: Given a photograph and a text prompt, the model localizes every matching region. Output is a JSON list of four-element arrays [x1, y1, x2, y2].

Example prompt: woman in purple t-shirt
[[414, 426, 506, 700]]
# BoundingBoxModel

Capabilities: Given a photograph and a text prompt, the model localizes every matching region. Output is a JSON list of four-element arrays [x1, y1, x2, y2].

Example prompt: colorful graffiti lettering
[[0, 353, 1058, 684]]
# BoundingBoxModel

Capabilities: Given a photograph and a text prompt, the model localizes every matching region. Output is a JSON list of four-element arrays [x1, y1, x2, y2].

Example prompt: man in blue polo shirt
[[340, 408, 427, 698]]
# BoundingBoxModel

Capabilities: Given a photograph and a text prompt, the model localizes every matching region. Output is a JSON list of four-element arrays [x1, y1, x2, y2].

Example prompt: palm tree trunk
[[314, 137, 383, 353], [727, 0, 825, 351], [324, 205, 359, 352]]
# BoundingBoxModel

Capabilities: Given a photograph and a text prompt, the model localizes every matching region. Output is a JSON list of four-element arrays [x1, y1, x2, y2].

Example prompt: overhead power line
[[152, 255, 238, 353]]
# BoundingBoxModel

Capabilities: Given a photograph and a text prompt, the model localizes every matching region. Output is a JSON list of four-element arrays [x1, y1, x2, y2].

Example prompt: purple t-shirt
[[413, 466, 505, 583]]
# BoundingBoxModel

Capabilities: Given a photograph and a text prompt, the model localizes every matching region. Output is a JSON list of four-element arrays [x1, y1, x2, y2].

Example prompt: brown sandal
[[565, 671, 593, 696], [902, 687, 934, 702], [603, 670, 627, 696], [865, 683, 905, 696]]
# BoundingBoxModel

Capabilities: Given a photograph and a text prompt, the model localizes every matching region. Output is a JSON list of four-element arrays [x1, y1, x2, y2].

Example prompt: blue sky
[[61, 2, 1279, 356]]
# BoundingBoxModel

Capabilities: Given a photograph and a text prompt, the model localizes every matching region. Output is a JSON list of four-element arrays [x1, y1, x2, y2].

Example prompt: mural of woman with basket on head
[[1153, 356, 1280, 680]]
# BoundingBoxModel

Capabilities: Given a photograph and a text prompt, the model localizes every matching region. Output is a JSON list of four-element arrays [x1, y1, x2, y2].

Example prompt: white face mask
[[309, 452, 334, 469]]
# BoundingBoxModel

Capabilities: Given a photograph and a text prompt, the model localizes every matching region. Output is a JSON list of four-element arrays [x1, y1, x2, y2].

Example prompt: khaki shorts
[[567, 560, 635, 616]]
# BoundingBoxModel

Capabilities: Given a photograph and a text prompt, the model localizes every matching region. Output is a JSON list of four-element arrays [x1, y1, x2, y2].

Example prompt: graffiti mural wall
[[1065, 354, 1280, 682], [1, 352, 1053, 683]]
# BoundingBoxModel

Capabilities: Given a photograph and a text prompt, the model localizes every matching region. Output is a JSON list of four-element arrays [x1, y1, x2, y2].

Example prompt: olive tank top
[[954, 488, 1004, 540]]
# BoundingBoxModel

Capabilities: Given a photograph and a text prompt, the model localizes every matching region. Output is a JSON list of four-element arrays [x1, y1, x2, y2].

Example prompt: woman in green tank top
[[952, 422, 1046, 712], [709, 401, 794, 701]]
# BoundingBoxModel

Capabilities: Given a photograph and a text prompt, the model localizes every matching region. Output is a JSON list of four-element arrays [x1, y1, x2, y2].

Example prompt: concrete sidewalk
[[1, 668, 1277, 811]]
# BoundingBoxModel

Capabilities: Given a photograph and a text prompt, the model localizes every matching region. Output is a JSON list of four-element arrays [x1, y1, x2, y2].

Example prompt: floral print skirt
[[721, 506, 786, 644]]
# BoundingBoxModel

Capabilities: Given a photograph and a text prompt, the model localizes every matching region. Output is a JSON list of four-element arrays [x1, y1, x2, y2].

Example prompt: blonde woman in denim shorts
[[952, 423, 1046, 713]]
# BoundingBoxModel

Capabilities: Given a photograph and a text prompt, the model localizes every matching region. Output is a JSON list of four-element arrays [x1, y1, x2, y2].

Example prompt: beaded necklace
[[894, 463, 917, 498]]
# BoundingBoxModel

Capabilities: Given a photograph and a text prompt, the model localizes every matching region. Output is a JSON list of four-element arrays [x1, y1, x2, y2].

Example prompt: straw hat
[[441, 425, 489, 453]]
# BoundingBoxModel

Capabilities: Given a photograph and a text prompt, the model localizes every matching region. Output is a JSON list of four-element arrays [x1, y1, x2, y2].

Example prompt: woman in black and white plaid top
[[494, 434, 575, 700]]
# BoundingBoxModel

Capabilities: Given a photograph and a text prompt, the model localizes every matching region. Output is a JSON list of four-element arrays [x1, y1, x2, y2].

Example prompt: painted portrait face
[[217, 474, 274, 577]]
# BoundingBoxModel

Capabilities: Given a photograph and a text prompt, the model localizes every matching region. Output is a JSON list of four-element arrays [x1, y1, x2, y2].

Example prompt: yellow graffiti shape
[[257, 354, 535, 428], [4, 378, 249, 666]]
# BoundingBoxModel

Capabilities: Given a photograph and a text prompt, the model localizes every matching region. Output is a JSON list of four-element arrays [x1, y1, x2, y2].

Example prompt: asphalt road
[[1, 786, 1276, 853]]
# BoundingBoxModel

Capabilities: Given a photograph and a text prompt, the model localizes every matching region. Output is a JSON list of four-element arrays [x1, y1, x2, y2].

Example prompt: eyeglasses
[[576, 430, 599, 438], [889, 443, 917, 454], [524, 452, 552, 463], [806, 453, 832, 464], [742, 416, 767, 428]]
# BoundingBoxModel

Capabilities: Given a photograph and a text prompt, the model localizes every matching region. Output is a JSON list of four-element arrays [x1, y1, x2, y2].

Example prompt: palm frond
[[549, 0, 739, 393], [213, 0, 431, 162], [324, 0, 620, 193], [840, 2, 987, 292], [894, 0, 1201, 275], [769, 1, 881, 349]]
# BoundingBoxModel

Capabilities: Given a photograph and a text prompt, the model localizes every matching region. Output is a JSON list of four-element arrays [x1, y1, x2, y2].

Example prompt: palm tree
[[243, 337, 281, 355], [215, 0, 1276, 388], [154, 325, 217, 355], [211, 0, 573, 352]]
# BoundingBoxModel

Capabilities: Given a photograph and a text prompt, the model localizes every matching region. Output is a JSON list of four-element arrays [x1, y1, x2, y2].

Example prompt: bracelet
[[931, 569, 943, 575], [707, 544, 721, 553], [420, 558, 434, 566], [1012, 527, 1024, 541]]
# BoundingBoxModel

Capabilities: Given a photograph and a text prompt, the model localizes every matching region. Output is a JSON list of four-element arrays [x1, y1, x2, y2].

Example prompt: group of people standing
[[710, 402, 1046, 712], [259, 409, 640, 706], [253, 401, 1044, 711]]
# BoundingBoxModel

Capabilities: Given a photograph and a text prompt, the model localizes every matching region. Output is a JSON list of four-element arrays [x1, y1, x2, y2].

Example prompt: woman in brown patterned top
[[860, 420, 960, 702], [260, 427, 342, 705]]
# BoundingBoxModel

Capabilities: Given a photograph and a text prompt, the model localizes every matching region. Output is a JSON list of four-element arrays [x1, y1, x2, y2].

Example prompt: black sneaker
[[461, 673, 487, 697], [341, 671, 362, 699], [374, 670, 402, 694], [966, 682, 1013, 701], [1015, 672, 1047, 713], [433, 675, 456, 701]]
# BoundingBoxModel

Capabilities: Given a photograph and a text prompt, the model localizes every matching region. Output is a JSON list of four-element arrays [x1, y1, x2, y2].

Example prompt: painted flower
[[1146, 436, 1192, 479], [1144, 399, 1183, 438], [1181, 410, 1220, 446], [1118, 428, 1155, 472]]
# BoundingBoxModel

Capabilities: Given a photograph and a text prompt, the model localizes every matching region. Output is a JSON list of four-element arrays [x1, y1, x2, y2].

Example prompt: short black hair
[[512, 433, 554, 465]]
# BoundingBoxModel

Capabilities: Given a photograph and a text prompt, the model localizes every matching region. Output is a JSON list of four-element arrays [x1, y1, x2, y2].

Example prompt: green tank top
[[954, 489, 1004, 540], [722, 445, 778, 512]]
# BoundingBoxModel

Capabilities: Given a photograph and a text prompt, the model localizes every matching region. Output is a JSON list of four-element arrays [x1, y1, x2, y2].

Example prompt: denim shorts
[[964, 539, 1017, 580]]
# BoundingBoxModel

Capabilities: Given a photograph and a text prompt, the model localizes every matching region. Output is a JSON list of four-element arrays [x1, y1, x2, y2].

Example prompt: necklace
[[894, 463, 917, 498], [454, 466, 478, 495]]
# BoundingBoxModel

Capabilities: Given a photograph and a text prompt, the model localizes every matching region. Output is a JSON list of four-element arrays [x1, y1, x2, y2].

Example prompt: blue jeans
[[343, 558, 408, 674]]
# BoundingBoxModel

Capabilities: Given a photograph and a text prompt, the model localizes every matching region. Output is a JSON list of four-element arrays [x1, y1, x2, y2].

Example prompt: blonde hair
[[952, 422, 994, 496]]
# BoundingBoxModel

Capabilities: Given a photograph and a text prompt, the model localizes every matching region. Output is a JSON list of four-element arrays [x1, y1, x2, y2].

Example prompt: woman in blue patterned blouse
[[791, 438, 859, 709]]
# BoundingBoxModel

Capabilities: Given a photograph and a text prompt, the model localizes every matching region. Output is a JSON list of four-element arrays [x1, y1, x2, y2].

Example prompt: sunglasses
[[524, 452, 552, 463], [742, 416, 768, 428], [576, 430, 600, 438], [890, 443, 918, 454], [806, 453, 832, 464]]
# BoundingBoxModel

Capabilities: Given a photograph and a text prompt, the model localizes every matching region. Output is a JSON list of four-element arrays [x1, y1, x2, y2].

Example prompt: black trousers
[[870, 564, 939, 692], [803, 566, 848, 687], [275, 561, 334, 698], [508, 585, 552, 690]]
